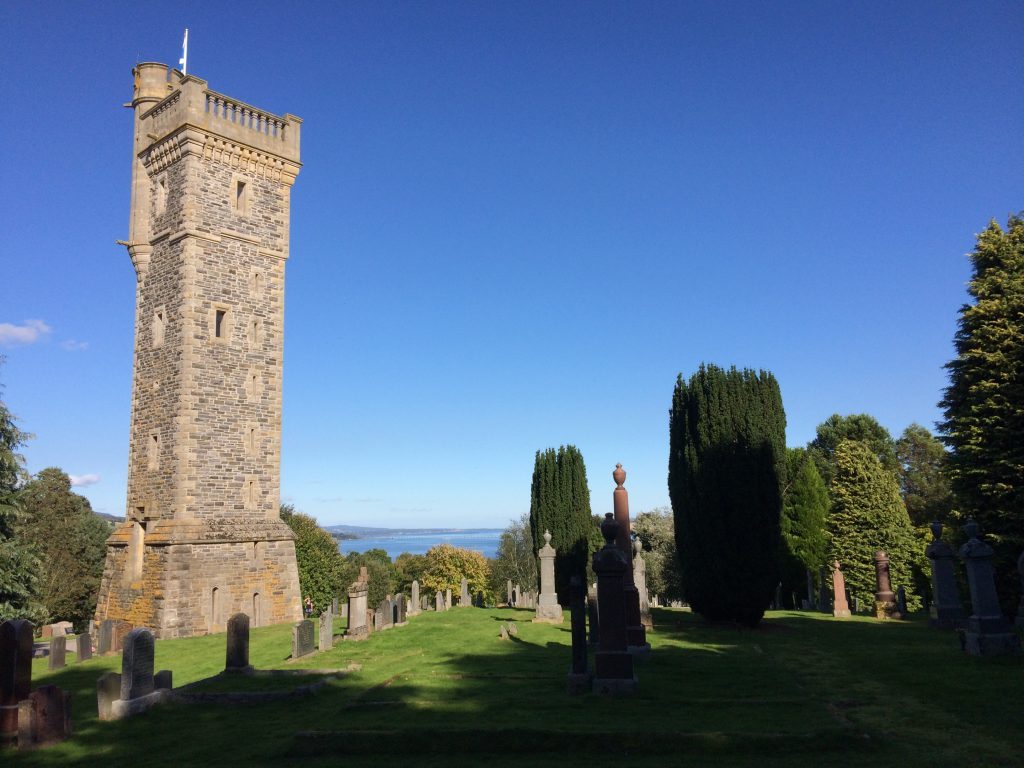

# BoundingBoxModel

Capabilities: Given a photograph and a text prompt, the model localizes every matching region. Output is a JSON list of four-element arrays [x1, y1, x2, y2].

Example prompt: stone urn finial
[[613, 463, 626, 488], [929, 520, 943, 541], [633, 538, 642, 556], [833, 559, 841, 571], [600, 512, 619, 545], [543, 530, 552, 546], [964, 519, 980, 540]]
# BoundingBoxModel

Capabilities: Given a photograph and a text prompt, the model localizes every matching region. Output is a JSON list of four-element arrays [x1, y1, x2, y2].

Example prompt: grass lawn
[[8, 607, 1023, 767]]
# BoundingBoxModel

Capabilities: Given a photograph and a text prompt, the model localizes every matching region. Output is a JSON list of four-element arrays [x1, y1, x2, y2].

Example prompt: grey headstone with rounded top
[[120, 628, 155, 701]]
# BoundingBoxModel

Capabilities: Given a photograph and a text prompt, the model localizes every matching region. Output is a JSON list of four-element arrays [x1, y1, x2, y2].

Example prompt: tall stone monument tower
[[95, 63, 303, 638]]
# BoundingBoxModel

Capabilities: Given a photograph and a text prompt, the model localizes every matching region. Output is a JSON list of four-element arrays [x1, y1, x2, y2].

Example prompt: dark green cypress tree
[[668, 364, 786, 626], [780, 448, 829, 604], [528, 445, 593, 603]]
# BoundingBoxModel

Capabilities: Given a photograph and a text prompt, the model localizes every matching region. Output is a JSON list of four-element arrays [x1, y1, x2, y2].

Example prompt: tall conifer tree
[[668, 364, 786, 626], [528, 445, 593, 603]]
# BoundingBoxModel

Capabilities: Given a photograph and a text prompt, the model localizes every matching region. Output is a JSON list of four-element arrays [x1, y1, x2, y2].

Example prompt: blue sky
[[1, 2, 1021, 528]]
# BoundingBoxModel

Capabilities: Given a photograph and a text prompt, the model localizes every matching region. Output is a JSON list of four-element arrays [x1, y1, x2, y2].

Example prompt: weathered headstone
[[506, 580, 513, 606], [40, 622, 72, 639], [17, 685, 71, 748], [567, 575, 591, 694], [396, 595, 408, 626], [225, 613, 253, 673], [97, 619, 115, 655], [612, 464, 649, 655], [75, 633, 92, 662], [507, 622, 518, 637], [409, 580, 421, 616], [292, 620, 315, 659], [818, 566, 832, 614], [378, 599, 393, 630], [345, 569, 369, 641], [120, 628, 155, 701], [341, 602, 349, 619], [633, 539, 653, 630], [534, 530, 564, 623], [499, 624, 509, 640], [592, 513, 637, 695], [460, 577, 470, 608], [873, 551, 900, 619], [365, 608, 375, 636], [48, 636, 66, 671], [895, 585, 908, 617], [95, 672, 121, 721], [319, 611, 334, 652], [435, 591, 445, 612], [154, 670, 172, 690], [512, 584, 519, 607], [331, 597, 339, 615], [445, 588, 452, 611], [959, 520, 1021, 656], [373, 607, 384, 631], [0, 619, 33, 745], [832, 561, 851, 618], [926, 521, 966, 629], [587, 584, 600, 647]]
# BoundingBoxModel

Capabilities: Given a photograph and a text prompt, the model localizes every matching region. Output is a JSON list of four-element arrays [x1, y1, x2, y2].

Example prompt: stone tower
[[94, 63, 303, 638]]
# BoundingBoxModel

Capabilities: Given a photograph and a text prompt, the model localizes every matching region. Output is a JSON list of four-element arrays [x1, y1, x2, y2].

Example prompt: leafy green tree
[[421, 544, 490, 602], [394, 552, 428, 593], [280, 503, 346, 614], [939, 214, 1024, 611], [780, 448, 829, 605], [15, 468, 109, 628], [809, 414, 897, 486], [895, 423, 954, 527], [339, 548, 399, 608], [490, 512, 537, 597], [632, 507, 684, 602], [828, 440, 921, 611], [0, 362, 43, 622], [668, 364, 786, 626], [528, 445, 593, 603]]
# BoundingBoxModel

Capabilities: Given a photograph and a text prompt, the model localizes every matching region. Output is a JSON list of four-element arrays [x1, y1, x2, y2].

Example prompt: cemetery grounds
[[9, 607, 1024, 767]]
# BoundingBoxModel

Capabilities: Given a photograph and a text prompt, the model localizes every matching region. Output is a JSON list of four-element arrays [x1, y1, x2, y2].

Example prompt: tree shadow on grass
[[8, 608, 1022, 768]]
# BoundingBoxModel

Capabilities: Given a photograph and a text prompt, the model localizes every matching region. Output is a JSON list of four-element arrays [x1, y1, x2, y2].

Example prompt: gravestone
[[499, 624, 508, 639], [17, 685, 71, 748], [48, 636, 66, 670], [445, 589, 452, 611], [396, 595, 408, 626], [959, 520, 1021, 656], [319, 611, 334, 652], [460, 577, 470, 607], [507, 622, 518, 637], [435, 591, 445, 612], [341, 602, 349, 619], [346, 569, 369, 641], [925, 521, 965, 629], [75, 633, 92, 662], [40, 622, 72, 639], [0, 619, 33, 745], [592, 513, 636, 695], [873, 551, 900, 619], [587, 584, 600, 647], [155, 670, 172, 690], [567, 575, 591, 694], [378, 599, 393, 630], [292, 620, 315, 659], [534, 530, 564, 623], [633, 539, 653, 630], [95, 672, 121, 721], [225, 613, 252, 673], [474, 591, 485, 608], [611, 465, 649, 655], [373, 607, 384, 631], [409, 581, 421, 616], [97, 619, 114, 655], [120, 629, 155, 701], [895, 586, 908, 617], [332, 597, 339, 615], [831, 561, 851, 618], [818, 567, 832, 614], [512, 585, 519, 607], [507, 580, 513, 606], [365, 609, 375, 636]]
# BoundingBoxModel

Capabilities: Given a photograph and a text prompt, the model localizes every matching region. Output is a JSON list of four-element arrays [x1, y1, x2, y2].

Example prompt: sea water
[[336, 530, 503, 560]]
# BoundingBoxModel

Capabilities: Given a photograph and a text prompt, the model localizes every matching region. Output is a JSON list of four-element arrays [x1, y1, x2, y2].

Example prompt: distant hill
[[95, 512, 121, 524], [323, 524, 500, 538]]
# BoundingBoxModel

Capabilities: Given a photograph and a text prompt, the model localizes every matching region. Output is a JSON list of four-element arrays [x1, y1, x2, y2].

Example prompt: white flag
[[179, 29, 189, 75]]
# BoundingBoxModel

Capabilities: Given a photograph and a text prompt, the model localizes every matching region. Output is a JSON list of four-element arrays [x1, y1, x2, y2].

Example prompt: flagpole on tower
[[179, 29, 189, 75]]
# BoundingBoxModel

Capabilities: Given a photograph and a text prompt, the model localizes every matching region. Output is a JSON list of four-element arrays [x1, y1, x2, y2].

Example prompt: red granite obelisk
[[612, 464, 650, 656]]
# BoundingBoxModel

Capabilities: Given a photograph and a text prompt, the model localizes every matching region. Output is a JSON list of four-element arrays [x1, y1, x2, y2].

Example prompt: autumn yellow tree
[[421, 544, 490, 602]]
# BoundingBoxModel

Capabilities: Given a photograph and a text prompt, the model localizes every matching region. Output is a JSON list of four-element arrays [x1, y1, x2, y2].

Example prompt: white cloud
[[69, 473, 101, 487], [60, 339, 89, 351], [0, 319, 51, 346]]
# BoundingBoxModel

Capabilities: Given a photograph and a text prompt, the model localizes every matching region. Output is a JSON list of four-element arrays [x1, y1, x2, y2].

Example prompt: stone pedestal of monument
[[873, 550, 901, 620], [959, 521, 1020, 657], [534, 531, 564, 624], [592, 513, 637, 696], [926, 521, 965, 630], [831, 561, 851, 618]]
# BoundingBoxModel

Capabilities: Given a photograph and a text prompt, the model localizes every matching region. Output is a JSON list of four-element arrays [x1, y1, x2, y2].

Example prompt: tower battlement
[[96, 64, 303, 638]]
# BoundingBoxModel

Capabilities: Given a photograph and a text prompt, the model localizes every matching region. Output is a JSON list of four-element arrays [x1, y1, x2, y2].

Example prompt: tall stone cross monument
[[94, 63, 304, 638]]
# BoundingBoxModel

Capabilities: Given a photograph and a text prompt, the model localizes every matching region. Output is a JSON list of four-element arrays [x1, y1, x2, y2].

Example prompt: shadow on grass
[[8, 607, 1023, 768]]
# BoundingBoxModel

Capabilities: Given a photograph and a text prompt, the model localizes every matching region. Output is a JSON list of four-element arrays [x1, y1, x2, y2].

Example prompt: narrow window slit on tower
[[153, 310, 165, 347], [234, 180, 247, 213], [148, 432, 159, 469], [215, 309, 227, 338]]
